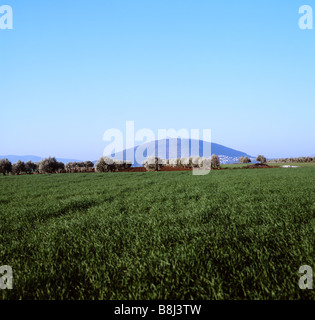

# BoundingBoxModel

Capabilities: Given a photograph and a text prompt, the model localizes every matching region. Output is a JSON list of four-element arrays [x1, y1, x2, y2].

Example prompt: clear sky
[[1, 0, 314, 160]]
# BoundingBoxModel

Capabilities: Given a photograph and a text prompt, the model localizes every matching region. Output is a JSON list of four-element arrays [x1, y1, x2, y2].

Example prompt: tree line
[[141, 155, 221, 171], [2, 153, 313, 176], [238, 155, 267, 164], [267, 157, 315, 163], [0, 157, 95, 175]]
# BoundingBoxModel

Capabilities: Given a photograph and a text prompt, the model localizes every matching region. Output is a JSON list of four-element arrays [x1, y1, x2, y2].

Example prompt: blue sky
[[1, 0, 314, 160]]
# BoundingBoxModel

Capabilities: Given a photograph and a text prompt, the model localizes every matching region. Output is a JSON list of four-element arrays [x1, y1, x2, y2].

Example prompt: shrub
[[180, 157, 190, 168], [95, 157, 132, 172], [305, 157, 312, 163], [95, 157, 115, 172], [0, 158, 12, 175], [198, 157, 205, 168], [243, 156, 251, 164], [114, 160, 125, 171], [169, 158, 180, 167], [191, 156, 201, 168], [72, 161, 78, 168], [76, 162, 85, 168], [38, 157, 63, 174], [65, 161, 94, 173], [123, 161, 132, 169], [65, 162, 73, 172], [239, 156, 252, 164], [143, 156, 162, 171], [211, 154, 220, 168], [256, 155, 267, 164], [199, 157, 212, 170], [25, 161, 38, 174], [84, 161, 94, 170], [12, 160, 26, 175], [56, 161, 65, 173], [268, 156, 315, 164]]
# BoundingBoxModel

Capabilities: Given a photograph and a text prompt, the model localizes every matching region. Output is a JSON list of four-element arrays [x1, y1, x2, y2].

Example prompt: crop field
[[222, 162, 315, 169], [1, 167, 315, 300]]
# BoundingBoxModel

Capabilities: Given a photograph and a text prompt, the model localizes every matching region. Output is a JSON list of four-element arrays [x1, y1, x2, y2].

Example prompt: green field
[[221, 162, 315, 169], [1, 167, 315, 300]]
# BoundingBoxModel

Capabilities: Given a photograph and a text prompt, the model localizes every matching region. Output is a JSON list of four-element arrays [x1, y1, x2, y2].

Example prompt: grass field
[[221, 162, 315, 168], [1, 167, 315, 300]]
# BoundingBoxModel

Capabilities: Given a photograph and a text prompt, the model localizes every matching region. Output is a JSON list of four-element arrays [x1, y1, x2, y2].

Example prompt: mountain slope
[[105, 138, 252, 166]]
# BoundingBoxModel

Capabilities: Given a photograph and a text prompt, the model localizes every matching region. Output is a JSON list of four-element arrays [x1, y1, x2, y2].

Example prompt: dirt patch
[[118, 167, 146, 172], [161, 167, 192, 171], [246, 163, 278, 169]]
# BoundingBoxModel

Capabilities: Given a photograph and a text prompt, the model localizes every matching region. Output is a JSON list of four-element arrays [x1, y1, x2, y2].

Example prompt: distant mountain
[[104, 138, 253, 166], [1, 140, 253, 166], [0, 155, 82, 164]]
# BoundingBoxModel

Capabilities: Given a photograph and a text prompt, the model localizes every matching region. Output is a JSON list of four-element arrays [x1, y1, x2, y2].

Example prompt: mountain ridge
[[105, 138, 253, 166], [1, 139, 253, 166]]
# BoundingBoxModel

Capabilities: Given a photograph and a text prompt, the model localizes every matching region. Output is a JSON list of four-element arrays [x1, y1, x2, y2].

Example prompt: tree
[[114, 160, 132, 171], [198, 157, 212, 170], [65, 162, 73, 172], [12, 160, 26, 175], [123, 161, 132, 169], [169, 158, 180, 167], [256, 155, 267, 164], [95, 157, 131, 172], [191, 156, 201, 168], [143, 156, 162, 171], [0, 158, 12, 175], [38, 157, 62, 173], [245, 157, 251, 163], [76, 162, 85, 168], [180, 157, 190, 168], [56, 161, 65, 172], [239, 156, 251, 164], [25, 161, 38, 174], [95, 157, 115, 172], [84, 161, 94, 170], [72, 162, 78, 168], [211, 154, 220, 168], [243, 156, 251, 164]]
